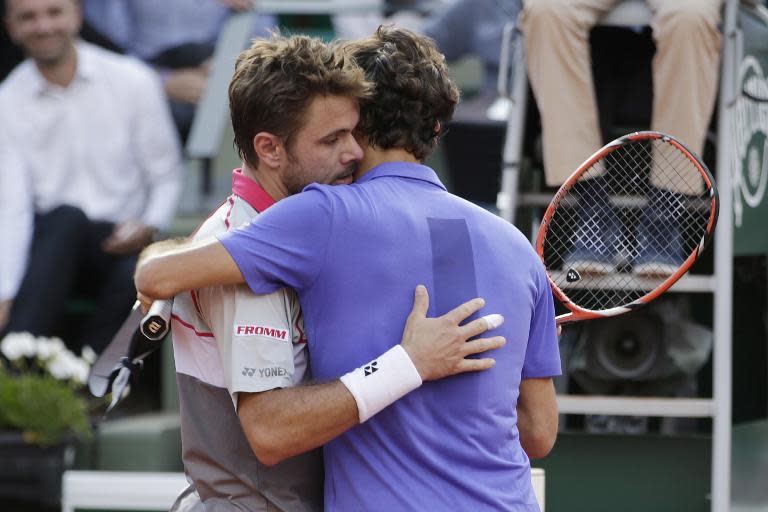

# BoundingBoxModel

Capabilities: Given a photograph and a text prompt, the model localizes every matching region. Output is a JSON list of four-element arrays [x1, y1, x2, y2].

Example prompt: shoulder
[[0, 60, 35, 101], [300, 182, 370, 213], [190, 199, 233, 240], [261, 185, 339, 220], [457, 196, 547, 274], [80, 42, 161, 89]]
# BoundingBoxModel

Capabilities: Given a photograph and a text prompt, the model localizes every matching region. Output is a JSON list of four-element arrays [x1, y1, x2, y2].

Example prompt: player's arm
[[237, 286, 506, 466], [517, 377, 558, 459], [516, 265, 561, 459], [135, 237, 244, 300]]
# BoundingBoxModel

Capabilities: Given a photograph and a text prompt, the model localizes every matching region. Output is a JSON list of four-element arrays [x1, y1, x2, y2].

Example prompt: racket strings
[[543, 138, 713, 312]]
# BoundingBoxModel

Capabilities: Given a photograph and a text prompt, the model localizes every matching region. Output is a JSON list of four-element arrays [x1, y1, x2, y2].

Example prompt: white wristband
[[340, 345, 423, 423]]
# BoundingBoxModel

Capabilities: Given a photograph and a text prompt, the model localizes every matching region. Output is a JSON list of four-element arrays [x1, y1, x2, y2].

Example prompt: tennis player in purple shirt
[[138, 27, 560, 511]]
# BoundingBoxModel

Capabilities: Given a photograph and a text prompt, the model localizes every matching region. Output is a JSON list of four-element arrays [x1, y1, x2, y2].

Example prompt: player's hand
[[136, 293, 153, 315], [0, 299, 12, 332], [400, 285, 506, 381], [103, 220, 155, 255]]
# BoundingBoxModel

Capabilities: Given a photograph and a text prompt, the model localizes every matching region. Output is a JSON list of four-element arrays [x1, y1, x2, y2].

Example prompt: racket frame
[[534, 131, 719, 325]]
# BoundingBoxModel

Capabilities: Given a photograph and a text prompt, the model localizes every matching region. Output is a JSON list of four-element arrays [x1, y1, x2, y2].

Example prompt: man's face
[[5, 0, 81, 66], [282, 94, 363, 194]]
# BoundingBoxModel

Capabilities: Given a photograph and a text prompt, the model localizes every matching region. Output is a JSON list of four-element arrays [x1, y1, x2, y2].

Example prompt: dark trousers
[[4, 205, 137, 353]]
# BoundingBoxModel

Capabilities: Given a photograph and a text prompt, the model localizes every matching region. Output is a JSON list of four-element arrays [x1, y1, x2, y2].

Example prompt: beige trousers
[[521, 0, 722, 191]]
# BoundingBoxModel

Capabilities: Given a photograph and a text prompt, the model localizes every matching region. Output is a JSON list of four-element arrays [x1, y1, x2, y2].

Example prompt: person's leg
[[647, 0, 722, 194], [633, 0, 721, 273], [71, 221, 138, 354], [5, 205, 89, 336], [520, 0, 618, 186], [633, 185, 685, 276]]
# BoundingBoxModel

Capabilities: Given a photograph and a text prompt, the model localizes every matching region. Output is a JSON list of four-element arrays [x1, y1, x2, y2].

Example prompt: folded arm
[[238, 286, 506, 466], [135, 237, 244, 300]]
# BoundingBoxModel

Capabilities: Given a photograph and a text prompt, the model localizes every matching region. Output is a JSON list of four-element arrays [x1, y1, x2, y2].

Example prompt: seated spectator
[[418, 0, 522, 209], [82, 0, 276, 143], [424, 0, 521, 97], [0, 0, 183, 353], [521, 0, 722, 274], [1, 0, 122, 82]]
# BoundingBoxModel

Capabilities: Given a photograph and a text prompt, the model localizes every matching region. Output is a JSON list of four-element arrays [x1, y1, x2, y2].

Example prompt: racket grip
[[140, 300, 173, 341]]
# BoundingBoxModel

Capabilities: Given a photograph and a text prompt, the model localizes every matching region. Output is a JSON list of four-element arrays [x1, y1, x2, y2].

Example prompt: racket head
[[535, 131, 719, 324]]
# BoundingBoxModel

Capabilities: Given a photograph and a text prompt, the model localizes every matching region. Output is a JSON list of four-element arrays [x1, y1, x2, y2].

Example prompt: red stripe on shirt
[[190, 290, 204, 319], [294, 315, 307, 344], [224, 197, 235, 230], [171, 313, 215, 338]]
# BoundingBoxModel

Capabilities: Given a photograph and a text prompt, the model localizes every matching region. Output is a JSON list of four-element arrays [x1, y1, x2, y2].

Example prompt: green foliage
[[0, 367, 91, 446]]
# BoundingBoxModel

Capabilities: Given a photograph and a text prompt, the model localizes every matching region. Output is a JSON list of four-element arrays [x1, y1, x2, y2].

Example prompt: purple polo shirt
[[220, 162, 561, 511]]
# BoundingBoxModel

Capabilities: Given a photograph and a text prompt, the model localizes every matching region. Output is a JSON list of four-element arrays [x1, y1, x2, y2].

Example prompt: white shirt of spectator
[[0, 41, 183, 300]]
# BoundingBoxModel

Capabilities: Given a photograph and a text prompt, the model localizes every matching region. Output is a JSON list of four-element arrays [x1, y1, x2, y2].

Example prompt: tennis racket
[[87, 299, 173, 404], [535, 131, 719, 326]]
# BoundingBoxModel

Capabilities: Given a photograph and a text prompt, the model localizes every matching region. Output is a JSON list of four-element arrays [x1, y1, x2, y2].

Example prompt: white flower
[[36, 337, 66, 360], [48, 350, 81, 381], [70, 358, 90, 385], [1, 332, 38, 361], [80, 345, 97, 365]]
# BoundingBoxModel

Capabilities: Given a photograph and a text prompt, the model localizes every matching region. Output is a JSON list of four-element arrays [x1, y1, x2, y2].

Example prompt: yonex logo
[[235, 324, 288, 341], [566, 269, 581, 283], [364, 361, 379, 376], [242, 367, 288, 378]]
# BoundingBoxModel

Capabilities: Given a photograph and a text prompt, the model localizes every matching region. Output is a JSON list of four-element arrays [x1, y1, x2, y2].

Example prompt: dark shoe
[[633, 186, 684, 277], [563, 177, 619, 275]]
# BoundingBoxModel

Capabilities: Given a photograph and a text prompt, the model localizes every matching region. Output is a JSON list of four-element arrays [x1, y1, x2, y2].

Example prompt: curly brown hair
[[229, 34, 371, 169], [344, 25, 460, 161]]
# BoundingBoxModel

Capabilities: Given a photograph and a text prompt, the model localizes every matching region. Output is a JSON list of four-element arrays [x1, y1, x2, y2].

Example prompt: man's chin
[[29, 46, 70, 67]]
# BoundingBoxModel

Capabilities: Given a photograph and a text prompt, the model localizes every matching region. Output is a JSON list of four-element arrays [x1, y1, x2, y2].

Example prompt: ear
[[252, 132, 285, 170]]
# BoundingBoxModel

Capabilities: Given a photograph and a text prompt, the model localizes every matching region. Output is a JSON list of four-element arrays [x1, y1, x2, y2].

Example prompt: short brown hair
[[345, 25, 460, 161], [229, 34, 371, 169]]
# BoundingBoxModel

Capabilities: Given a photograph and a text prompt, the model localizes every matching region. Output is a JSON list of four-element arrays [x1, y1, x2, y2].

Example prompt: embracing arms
[[235, 286, 505, 465]]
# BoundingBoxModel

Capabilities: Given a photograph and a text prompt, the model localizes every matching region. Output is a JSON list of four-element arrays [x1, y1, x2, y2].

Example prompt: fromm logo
[[235, 324, 288, 341]]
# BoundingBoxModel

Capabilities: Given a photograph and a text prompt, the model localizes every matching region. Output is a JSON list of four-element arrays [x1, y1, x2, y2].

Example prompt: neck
[[355, 147, 419, 179], [242, 162, 288, 201], [36, 43, 78, 87]]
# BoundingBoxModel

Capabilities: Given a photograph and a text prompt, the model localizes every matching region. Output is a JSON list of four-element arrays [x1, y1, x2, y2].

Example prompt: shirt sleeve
[[0, 138, 33, 301], [218, 187, 334, 296], [129, 61, 183, 230], [521, 265, 562, 379], [196, 282, 301, 407]]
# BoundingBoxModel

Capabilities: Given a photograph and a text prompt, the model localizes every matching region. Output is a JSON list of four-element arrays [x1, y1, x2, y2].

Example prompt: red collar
[[231, 169, 276, 213]]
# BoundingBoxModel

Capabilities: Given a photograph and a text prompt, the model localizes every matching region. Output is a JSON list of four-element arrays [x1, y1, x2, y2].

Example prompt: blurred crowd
[[0, 0, 276, 353], [0, 0, 739, 355]]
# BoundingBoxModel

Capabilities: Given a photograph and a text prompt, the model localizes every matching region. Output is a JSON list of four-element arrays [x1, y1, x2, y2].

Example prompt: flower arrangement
[[0, 332, 96, 446]]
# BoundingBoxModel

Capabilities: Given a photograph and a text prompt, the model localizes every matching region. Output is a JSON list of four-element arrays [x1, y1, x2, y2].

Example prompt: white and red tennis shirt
[[169, 169, 322, 512]]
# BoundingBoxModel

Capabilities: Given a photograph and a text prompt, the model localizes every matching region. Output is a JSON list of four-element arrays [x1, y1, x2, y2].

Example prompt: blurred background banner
[[732, 6, 768, 255]]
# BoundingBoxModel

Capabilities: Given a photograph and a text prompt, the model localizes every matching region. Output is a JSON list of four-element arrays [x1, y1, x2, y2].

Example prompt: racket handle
[[555, 313, 576, 326], [140, 300, 173, 341]]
